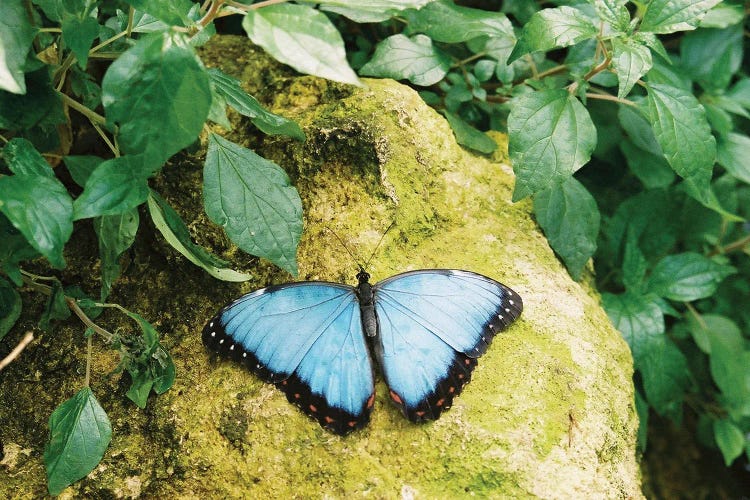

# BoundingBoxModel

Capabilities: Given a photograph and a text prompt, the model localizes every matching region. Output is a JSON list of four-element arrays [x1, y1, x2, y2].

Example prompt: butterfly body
[[203, 269, 522, 435]]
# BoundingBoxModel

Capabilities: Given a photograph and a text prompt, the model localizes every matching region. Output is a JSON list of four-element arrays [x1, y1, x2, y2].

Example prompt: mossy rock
[[0, 36, 641, 498]]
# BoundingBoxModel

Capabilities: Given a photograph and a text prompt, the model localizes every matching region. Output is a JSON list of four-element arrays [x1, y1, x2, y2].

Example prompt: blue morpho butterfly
[[202, 233, 523, 435]]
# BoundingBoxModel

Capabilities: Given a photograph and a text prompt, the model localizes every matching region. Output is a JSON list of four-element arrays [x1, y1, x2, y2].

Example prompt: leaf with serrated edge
[[147, 191, 252, 282], [204, 134, 302, 275], [403, 0, 515, 44], [508, 89, 597, 200], [612, 38, 652, 98], [640, 0, 721, 34], [44, 387, 112, 496], [309, 0, 431, 23], [360, 34, 451, 86], [602, 291, 664, 366], [509, 6, 598, 62], [647, 252, 735, 301], [242, 3, 360, 86]]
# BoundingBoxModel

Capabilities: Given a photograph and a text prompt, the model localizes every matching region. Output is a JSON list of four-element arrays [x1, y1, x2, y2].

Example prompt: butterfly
[[202, 268, 522, 435]]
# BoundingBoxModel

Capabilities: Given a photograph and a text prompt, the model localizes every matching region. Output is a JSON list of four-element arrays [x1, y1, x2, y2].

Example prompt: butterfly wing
[[202, 282, 375, 434], [372, 270, 522, 422]]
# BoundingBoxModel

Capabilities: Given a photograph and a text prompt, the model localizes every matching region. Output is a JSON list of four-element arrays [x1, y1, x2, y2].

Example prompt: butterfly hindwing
[[372, 270, 523, 421], [202, 282, 375, 435]]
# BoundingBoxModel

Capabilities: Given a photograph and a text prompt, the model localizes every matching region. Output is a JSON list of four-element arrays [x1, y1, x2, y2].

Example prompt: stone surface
[[0, 36, 641, 498]]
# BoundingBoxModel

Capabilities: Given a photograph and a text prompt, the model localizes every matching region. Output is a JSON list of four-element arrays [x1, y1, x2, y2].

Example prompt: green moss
[[0, 35, 640, 498]]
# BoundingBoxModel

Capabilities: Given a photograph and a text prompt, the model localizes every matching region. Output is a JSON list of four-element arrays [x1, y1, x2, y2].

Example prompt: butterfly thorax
[[355, 270, 378, 338]]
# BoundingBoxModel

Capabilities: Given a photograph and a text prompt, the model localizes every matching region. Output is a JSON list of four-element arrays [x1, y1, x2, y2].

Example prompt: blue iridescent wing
[[372, 270, 522, 422], [202, 282, 375, 434]]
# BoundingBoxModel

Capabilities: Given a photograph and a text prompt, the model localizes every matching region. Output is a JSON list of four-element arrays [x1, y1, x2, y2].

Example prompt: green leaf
[[640, 0, 722, 34], [62, 16, 99, 69], [73, 155, 155, 220], [403, 0, 515, 44], [647, 252, 735, 301], [0, 214, 39, 285], [94, 208, 139, 301], [640, 335, 690, 418], [0, 277, 21, 341], [686, 313, 740, 354], [634, 389, 649, 451], [680, 25, 742, 91], [620, 140, 675, 189], [147, 190, 252, 282], [509, 6, 598, 62], [601, 291, 665, 365], [311, 0, 431, 23], [126, 369, 154, 409], [44, 387, 112, 496], [360, 34, 450, 87], [442, 111, 497, 154], [0, 68, 65, 131], [713, 419, 745, 466], [39, 280, 71, 332], [717, 133, 750, 185], [0, 141, 74, 269], [126, 311, 159, 354], [242, 3, 360, 86], [0, 0, 37, 94], [621, 228, 648, 293], [699, 3, 744, 28], [703, 321, 750, 418], [533, 177, 599, 280], [64, 155, 104, 187], [204, 134, 303, 275], [508, 89, 597, 200], [611, 38, 652, 99], [151, 344, 176, 394], [124, 0, 195, 27], [589, 0, 630, 32], [207, 88, 232, 130], [101, 31, 211, 161], [64, 286, 103, 320], [207, 68, 304, 140], [642, 83, 716, 200]]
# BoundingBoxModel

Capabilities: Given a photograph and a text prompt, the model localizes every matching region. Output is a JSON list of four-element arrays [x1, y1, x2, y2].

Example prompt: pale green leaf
[[611, 38, 652, 98], [360, 34, 450, 87], [404, 0, 515, 44], [509, 6, 598, 62], [0, 0, 37, 94], [640, 0, 721, 34], [713, 419, 745, 466]]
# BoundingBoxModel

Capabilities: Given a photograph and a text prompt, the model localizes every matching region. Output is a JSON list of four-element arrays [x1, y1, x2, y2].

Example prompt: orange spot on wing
[[415, 411, 425, 417], [324, 415, 335, 424], [436, 398, 445, 406], [294, 393, 300, 399], [309, 404, 317, 412], [389, 390, 403, 404], [448, 386, 455, 393], [367, 393, 375, 408], [348, 421, 357, 427]]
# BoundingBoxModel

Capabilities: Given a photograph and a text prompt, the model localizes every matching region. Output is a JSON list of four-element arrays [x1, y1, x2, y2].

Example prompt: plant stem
[[85, 333, 92, 386], [61, 93, 107, 126], [65, 297, 116, 343], [0, 331, 34, 372]]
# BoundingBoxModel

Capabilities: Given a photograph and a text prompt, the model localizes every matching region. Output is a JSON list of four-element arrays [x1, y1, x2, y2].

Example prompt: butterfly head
[[356, 269, 371, 285]]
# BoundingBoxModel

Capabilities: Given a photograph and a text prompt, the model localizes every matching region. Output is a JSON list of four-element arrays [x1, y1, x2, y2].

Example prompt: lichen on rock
[[0, 35, 641, 498]]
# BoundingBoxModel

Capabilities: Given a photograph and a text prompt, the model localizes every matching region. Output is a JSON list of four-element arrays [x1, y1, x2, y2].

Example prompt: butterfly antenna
[[364, 221, 396, 270], [325, 226, 365, 270]]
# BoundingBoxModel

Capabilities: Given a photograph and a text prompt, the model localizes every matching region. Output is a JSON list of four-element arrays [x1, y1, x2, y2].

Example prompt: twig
[[0, 332, 34, 371], [65, 297, 115, 343]]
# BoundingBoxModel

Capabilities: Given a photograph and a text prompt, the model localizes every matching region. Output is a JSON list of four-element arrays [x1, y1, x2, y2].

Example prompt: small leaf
[[602, 292, 665, 366], [73, 155, 155, 220], [639, 335, 690, 418], [147, 190, 252, 282], [62, 16, 99, 69], [0, 277, 21, 341], [311, 0, 431, 23], [403, 0, 515, 44], [620, 140, 675, 189], [151, 344, 176, 394], [703, 321, 750, 418], [64, 155, 104, 188], [204, 134, 303, 275], [360, 34, 451, 87], [509, 6, 598, 62], [242, 3, 360, 86], [442, 111, 497, 154], [621, 229, 648, 293], [207, 68, 304, 140], [126, 368, 154, 409], [0, 141, 74, 269], [717, 133, 750, 185], [533, 177, 599, 280], [44, 387, 112, 496], [123, 0, 195, 27], [634, 389, 649, 451], [640, 0, 722, 34], [647, 252, 735, 301], [713, 419, 745, 466], [39, 280, 71, 332], [0, 0, 37, 94], [102, 31, 211, 161], [94, 208, 139, 301], [508, 89, 597, 200], [126, 311, 159, 354], [590, 0, 630, 32], [642, 83, 716, 200], [611, 38, 652, 98]]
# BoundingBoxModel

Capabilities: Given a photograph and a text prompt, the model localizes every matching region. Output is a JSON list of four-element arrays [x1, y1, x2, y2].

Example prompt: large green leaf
[[44, 387, 112, 496], [207, 68, 304, 140], [0, 68, 65, 131], [508, 89, 597, 200], [640, 0, 722, 34], [147, 190, 252, 282], [204, 134, 303, 275], [717, 133, 750, 184], [309, 0, 431, 23], [0, 277, 21, 341], [360, 34, 451, 86], [73, 155, 154, 220], [533, 177, 599, 280], [64, 155, 103, 187], [647, 252, 735, 301], [704, 321, 750, 418], [680, 25, 743, 92], [0, 140, 73, 268], [94, 209, 139, 300], [639, 335, 690, 418], [642, 83, 716, 200], [509, 6, 598, 62], [611, 38, 652, 99], [442, 111, 497, 154], [0, 0, 37, 94], [601, 291, 664, 366], [404, 0, 515, 44], [242, 3, 360, 86], [101, 31, 211, 161]]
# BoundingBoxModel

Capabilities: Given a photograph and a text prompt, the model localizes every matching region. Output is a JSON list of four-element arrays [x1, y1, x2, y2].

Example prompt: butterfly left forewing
[[203, 282, 375, 434], [372, 270, 522, 422]]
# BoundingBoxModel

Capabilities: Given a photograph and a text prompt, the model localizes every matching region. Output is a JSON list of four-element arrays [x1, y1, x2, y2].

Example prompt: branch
[[0, 331, 34, 371]]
